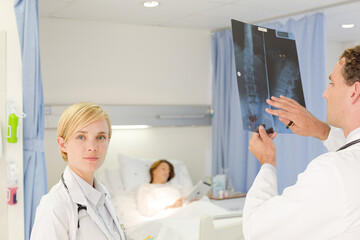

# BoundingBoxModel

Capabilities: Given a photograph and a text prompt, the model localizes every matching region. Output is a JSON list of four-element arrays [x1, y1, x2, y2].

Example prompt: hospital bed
[[200, 213, 244, 240], [99, 153, 244, 240]]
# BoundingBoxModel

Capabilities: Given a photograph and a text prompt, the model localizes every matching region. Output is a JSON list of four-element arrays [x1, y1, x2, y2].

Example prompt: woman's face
[[152, 162, 170, 184], [58, 119, 110, 180]]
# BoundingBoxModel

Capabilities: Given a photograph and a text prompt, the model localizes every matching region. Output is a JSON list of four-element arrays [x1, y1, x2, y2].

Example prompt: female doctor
[[31, 102, 126, 240]]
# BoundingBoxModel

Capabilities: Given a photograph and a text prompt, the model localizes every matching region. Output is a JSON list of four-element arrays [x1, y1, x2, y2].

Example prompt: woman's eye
[[77, 135, 85, 140], [97, 136, 106, 140]]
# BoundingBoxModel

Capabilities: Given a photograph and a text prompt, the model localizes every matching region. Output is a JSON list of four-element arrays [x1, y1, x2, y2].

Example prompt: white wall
[[0, 2, 24, 240], [40, 18, 211, 105], [39, 18, 213, 188], [325, 40, 360, 81], [325, 41, 343, 79]]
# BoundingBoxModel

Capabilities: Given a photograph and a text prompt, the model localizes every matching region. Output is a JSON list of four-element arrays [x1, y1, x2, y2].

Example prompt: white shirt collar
[[67, 167, 106, 207], [346, 126, 360, 143]]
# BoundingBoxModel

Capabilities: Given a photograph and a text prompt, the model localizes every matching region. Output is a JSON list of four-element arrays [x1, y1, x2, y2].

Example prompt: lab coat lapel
[[63, 167, 113, 239], [105, 195, 126, 239], [85, 204, 113, 239], [63, 168, 88, 206]]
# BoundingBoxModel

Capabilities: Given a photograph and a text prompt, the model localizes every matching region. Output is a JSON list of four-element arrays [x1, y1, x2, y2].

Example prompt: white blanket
[[136, 183, 186, 217], [112, 190, 239, 240]]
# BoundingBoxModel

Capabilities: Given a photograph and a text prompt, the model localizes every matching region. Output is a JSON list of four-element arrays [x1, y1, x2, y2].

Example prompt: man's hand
[[265, 95, 330, 141], [249, 125, 277, 167]]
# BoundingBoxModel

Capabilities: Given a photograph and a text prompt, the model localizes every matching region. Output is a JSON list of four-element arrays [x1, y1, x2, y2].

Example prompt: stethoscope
[[61, 174, 88, 230], [337, 139, 360, 151], [61, 173, 127, 240]]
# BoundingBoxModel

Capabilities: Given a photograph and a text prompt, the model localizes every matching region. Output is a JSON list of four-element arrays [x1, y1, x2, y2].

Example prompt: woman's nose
[[87, 140, 97, 151]]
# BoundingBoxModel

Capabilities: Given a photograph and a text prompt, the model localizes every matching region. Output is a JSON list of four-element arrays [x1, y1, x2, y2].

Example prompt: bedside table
[[210, 193, 246, 211]]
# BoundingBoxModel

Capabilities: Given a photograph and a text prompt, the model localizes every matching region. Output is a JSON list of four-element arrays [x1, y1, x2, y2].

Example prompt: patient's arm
[[136, 184, 183, 217], [165, 197, 185, 209]]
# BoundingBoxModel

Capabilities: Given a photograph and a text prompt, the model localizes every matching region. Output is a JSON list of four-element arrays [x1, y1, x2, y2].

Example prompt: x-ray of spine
[[265, 30, 305, 132], [231, 19, 305, 133]]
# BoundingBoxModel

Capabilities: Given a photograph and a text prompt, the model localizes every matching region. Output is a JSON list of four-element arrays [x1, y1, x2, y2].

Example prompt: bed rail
[[213, 212, 242, 220], [199, 212, 244, 240]]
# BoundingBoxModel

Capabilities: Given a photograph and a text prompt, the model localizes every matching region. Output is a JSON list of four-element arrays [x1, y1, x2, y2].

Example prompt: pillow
[[167, 160, 193, 190], [118, 153, 193, 191], [118, 154, 153, 190]]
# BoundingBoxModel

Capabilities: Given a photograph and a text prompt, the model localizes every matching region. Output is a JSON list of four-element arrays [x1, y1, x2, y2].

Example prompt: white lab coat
[[243, 127, 360, 240], [31, 167, 127, 240]]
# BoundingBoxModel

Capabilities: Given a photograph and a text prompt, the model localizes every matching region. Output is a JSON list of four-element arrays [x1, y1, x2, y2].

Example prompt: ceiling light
[[341, 24, 355, 29], [143, 1, 159, 8]]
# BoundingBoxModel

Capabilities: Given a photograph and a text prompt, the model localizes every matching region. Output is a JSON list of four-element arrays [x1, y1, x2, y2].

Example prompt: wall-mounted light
[[112, 125, 150, 130], [44, 105, 211, 129], [143, 1, 159, 8], [341, 23, 355, 29]]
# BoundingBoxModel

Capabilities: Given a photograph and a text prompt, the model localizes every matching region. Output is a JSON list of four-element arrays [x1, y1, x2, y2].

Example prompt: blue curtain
[[212, 12, 327, 193], [14, 0, 48, 239]]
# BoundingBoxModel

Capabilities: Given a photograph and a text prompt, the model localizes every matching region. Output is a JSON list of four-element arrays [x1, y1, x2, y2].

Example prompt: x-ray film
[[231, 19, 306, 134]]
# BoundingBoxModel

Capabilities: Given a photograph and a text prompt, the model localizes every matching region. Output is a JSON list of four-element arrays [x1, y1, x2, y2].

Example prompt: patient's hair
[[339, 45, 360, 86], [57, 102, 112, 162], [149, 159, 175, 183]]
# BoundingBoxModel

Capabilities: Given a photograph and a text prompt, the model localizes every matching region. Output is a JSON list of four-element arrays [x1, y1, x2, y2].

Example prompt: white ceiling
[[39, 0, 360, 42]]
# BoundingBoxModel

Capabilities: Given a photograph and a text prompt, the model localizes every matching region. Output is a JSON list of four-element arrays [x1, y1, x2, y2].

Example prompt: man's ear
[[57, 137, 67, 153], [350, 82, 360, 104]]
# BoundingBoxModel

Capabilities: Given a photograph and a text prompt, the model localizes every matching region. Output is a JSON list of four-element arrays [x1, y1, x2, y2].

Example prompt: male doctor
[[244, 45, 360, 240]]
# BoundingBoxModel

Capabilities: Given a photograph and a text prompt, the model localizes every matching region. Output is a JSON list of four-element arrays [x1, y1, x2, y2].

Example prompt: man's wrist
[[260, 159, 276, 167], [262, 163, 276, 171], [316, 122, 330, 141]]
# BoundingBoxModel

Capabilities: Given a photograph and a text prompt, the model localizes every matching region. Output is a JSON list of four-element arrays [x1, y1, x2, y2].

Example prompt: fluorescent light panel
[[341, 24, 355, 29], [143, 1, 159, 8]]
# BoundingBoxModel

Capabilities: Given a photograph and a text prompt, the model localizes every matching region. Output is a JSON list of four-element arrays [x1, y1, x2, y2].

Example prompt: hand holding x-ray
[[265, 95, 330, 140], [249, 125, 277, 167]]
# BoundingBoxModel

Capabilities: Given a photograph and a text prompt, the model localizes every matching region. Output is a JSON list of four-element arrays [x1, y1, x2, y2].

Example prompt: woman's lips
[[84, 157, 98, 161]]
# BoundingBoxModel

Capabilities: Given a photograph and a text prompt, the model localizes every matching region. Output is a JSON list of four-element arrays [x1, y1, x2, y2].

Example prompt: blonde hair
[[57, 102, 112, 162]]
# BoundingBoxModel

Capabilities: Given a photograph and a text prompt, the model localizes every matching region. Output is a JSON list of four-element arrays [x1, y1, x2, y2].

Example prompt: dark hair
[[340, 45, 360, 86], [149, 159, 175, 183]]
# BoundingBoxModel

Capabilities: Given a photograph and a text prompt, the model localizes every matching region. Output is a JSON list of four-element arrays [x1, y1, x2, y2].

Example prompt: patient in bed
[[136, 160, 190, 217]]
